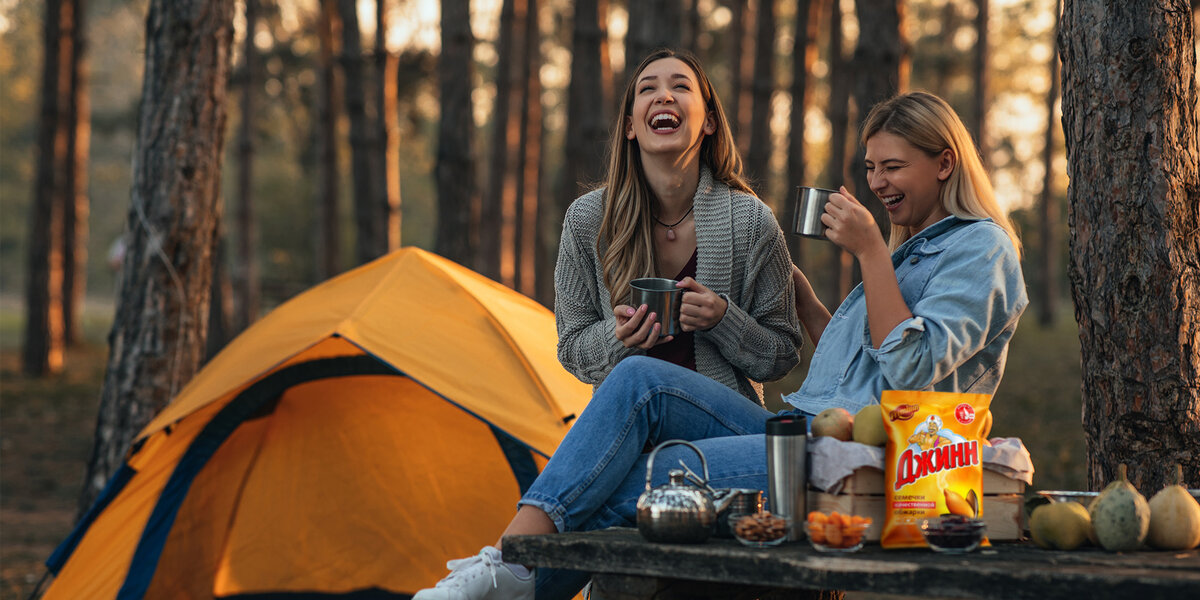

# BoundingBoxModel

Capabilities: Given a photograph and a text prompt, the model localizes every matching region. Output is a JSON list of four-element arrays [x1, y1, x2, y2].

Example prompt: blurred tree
[[972, 0, 989, 164], [62, 0, 90, 347], [234, 0, 262, 332], [1036, 0, 1062, 328], [515, 0, 543, 299], [745, 0, 776, 199], [823, 0, 854, 305], [625, 0, 682, 84], [786, 0, 820, 267], [849, 0, 907, 239], [481, 0, 527, 282], [81, 0, 235, 512], [316, 0, 342, 280], [553, 0, 612, 301], [1060, 0, 1200, 492], [728, 0, 753, 147], [24, 0, 75, 376], [337, 0, 384, 264], [436, 0, 476, 266], [682, 0, 702, 54], [376, 0, 401, 251]]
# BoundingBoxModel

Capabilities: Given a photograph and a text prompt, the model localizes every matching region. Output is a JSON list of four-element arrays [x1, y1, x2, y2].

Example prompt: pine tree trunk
[[1036, 0, 1062, 328], [24, 0, 70, 376], [556, 0, 611, 300], [850, 0, 906, 240], [337, 0, 380, 265], [746, 0, 776, 198], [728, 0, 754, 150], [234, 0, 260, 332], [315, 0, 341, 281], [972, 0, 989, 164], [824, 0, 853, 305], [625, 0, 681, 84], [515, 0, 542, 299], [787, 0, 819, 267], [1060, 0, 1200, 492], [482, 0, 523, 282], [435, 0, 476, 266], [62, 0, 90, 347], [376, 1, 401, 251], [80, 0, 235, 513]]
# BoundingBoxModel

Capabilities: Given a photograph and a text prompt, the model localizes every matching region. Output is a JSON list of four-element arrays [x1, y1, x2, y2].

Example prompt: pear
[[1088, 464, 1150, 552], [851, 404, 887, 446], [1146, 464, 1200, 550], [1030, 501, 1092, 550]]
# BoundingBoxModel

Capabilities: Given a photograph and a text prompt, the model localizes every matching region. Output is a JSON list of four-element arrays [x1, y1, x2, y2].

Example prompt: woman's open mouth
[[881, 194, 904, 212], [649, 111, 681, 133]]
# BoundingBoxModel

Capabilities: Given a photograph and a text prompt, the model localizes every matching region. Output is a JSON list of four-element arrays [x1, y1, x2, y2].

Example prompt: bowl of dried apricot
[[806, 510, 871, 553], [730, 511, 791, 548]]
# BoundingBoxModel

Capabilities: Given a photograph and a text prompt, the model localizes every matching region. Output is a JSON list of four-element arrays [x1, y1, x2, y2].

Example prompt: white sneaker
[[413, 546, 534, 600]]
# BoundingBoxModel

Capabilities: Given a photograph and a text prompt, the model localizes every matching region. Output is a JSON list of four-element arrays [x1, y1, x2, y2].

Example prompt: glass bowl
[[806, 511, 871, 553], [729, 512, 790, 548], [1037, 490, 1098, 505], [920, 515, 987, 553]]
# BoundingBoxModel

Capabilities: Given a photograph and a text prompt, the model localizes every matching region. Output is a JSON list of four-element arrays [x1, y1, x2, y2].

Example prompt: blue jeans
[[514, 356, 781, 599]]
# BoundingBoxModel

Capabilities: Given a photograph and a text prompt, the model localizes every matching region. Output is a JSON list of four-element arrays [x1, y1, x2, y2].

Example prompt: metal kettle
[[636, 440, 718, 543]]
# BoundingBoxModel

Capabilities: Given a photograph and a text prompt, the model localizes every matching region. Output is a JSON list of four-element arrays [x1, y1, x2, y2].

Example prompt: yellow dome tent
[[43, 247, 592, 599]]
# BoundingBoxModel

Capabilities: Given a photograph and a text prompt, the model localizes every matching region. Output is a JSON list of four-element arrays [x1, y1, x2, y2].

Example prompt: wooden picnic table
[[503, 527, 1200, 600]]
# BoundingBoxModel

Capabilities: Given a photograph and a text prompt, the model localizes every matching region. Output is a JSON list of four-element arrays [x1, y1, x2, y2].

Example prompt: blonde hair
[[598, 49, 753, 308], [860, 91, 1021, 255]]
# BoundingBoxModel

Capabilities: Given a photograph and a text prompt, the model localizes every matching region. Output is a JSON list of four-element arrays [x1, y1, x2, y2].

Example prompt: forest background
[[1, 0, 1195, 597]]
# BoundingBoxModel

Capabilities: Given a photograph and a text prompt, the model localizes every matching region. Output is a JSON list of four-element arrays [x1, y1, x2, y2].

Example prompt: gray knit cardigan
[[553, 167, 803, 404]]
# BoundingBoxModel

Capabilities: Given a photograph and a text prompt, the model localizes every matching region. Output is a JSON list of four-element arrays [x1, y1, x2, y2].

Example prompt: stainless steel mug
[[792, 186, 837, 239], [630, 277, 682, 337], [766, 414, 808, 541]]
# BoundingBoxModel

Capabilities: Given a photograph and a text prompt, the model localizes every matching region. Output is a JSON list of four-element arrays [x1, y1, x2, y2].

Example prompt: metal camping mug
[[630, 277, 683, 337], [766, 414, 808, 541], [792, 186, 837, 239]]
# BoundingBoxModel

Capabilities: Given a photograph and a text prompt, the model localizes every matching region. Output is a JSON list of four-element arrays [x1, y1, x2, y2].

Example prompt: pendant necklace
[[653, 204, 694, 242]]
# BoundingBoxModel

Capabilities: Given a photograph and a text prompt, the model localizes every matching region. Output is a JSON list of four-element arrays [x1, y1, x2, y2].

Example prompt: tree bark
[[728, 0, 754, 150], [516, 0, 542, 299], [234, 0, 260, 332], [62, 0, 90, 347], [481, 0, 525, 282], [787, 0, 819, 267], [24, 0, 71, 376], [1060, 0, 1200, 492], [746, 0, 776, 199], [1036, 0, 1062, 328], [80, 0, 235, 513], [376, 0, 401, 251], [824, 0, 854, 305], [625, 0, 681, 84], [435, 0, 476, 266], [337, 0, 381, 265], [972, 0, 989, 166], [315, 0, 341, 281], [850, 0, 907, 240]]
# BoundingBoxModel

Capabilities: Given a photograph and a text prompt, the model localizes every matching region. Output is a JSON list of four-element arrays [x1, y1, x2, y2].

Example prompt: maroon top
[[647, 248, 698, 371]]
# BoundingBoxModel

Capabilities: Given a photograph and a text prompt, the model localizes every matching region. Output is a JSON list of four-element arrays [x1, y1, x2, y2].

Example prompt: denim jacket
[[782, 215, 1028, 416]]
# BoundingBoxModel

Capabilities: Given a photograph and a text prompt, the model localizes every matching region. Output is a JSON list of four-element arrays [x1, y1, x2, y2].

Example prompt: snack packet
[[880, 390, 991, 549]]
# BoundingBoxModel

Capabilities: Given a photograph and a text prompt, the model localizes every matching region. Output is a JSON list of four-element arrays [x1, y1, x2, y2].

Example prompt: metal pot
[[636, 440, 718, 543]]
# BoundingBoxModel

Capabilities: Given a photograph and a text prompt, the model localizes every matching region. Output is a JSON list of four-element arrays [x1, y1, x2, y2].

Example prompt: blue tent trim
[[96, 354, 542, 600]]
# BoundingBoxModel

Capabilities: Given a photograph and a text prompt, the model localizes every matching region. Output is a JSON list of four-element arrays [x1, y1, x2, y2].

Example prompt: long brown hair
[[597, 49, 753, 308], [859, 91, 1022, 254]]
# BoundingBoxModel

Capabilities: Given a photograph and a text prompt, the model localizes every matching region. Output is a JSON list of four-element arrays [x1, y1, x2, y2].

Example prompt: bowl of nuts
[[729, 511, 790, 548], [806, 510, 871, 553]]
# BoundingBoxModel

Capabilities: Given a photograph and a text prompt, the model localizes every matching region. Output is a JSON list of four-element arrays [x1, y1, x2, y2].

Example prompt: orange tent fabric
[[44, 248, 591, 599]]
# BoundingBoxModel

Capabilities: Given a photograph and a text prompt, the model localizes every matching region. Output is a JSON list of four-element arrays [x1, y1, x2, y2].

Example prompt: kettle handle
[[644, 439, 709, 492]]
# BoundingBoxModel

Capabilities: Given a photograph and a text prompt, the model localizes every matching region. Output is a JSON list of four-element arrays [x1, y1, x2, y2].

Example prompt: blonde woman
[[414, 91, 1025, 600], [554, 48, 802, 405]]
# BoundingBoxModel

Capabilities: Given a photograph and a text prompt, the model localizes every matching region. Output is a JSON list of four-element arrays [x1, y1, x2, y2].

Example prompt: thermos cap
[[766, 414, 807, 436]]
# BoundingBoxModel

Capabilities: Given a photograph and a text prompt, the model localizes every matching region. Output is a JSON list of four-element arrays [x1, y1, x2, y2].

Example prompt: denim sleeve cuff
[[864, 315, 926, 360]]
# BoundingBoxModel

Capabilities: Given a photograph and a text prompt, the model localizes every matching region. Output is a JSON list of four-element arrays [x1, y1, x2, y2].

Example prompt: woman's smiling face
[[625, 57, 715, 158], [864, 131, 954, 235]]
